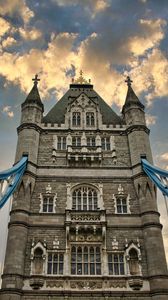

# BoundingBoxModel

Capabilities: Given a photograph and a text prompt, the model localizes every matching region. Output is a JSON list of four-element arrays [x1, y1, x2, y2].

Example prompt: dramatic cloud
[[2, 106, 14, 118], [0, 17, 11, 38], [2, 37, 17, 49], [52, 0, 109, 15], [0, 0, 34, 24], [146, 113, 157, 126], [129, 19, 166, 56], [19, 28, 42, 41]]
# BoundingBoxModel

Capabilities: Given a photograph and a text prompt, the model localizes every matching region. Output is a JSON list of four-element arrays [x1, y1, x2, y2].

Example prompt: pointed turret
[[122, 76, 144, 113], [122, 76, 146, 126], [22, 74, 44, 111], [16, 75, 44, 163], [21, 75, 44, 124]]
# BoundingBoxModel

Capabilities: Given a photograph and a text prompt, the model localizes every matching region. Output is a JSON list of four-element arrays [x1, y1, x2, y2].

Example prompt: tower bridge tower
[[1, 73, 168, 300]]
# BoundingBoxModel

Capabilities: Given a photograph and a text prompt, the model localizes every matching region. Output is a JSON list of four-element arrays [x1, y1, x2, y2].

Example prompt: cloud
[[19, 28, 42, 41], [2, 37, 17, 48], [129, 48, 168, 105], [2, 106, 14, 118], [52, 0, 109, 17], [0, 0, 34, 24], [146, 113, 157, 126], [129, 19, 166, 56], [0, 17, 11, 38]]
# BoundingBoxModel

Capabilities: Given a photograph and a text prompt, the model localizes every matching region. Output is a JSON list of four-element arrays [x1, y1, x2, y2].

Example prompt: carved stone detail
[[46, 280, 64, 288], [70, 280, 102, 290], [71, 213, 100, 221], [109, 279, 127, 288]]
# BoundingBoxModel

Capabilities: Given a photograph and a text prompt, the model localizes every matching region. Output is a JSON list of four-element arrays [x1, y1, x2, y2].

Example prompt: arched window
[[71, 245, 101, 275], [72, 112, 81, 126], [34, 248, 43, 275], [129, 248, 140, 275], [43, 196, 54, 212], [72, 186, 98, 210], [86, 112, 95, 126]]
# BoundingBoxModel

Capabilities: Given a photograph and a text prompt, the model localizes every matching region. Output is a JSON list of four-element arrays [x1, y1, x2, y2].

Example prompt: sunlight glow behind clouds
[[0, 0, 34, 24], [0, 16, 167, 108]]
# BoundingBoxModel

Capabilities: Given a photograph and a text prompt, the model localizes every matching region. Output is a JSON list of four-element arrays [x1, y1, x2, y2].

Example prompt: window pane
[[90, 263, 95, 275], [53, 262, 58, 274], [59, 263, 63, 274], [71, 263, 76, 274], [96, 263, 101, 275], [47, 262, 52, 274]]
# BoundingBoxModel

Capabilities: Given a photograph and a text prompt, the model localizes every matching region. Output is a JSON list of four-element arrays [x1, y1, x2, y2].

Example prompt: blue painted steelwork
[[0, 156, 28, 209], [141, 158, 168, 197]]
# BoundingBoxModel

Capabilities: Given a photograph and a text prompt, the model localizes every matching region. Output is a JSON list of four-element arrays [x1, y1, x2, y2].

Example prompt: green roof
[[43, 84, 123, 125]]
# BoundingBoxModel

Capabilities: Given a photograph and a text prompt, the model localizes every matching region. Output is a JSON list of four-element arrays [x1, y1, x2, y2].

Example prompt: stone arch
[[66, 183, 104, 210], [125, 242, 142, 276], [30, 241, 46, 275]]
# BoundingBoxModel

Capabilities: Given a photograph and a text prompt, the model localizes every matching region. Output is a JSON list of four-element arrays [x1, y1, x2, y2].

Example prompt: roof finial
[[72, 70, 91, 85], [32, 74, 40, 86], [125, 75, 132, 87]]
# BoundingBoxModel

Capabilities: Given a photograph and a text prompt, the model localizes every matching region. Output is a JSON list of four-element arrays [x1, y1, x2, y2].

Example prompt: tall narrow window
[[72, 112, 81, 126], [34, 248, 43, 275], [57, 136, 66, 150], [129, 249, 140, 275], [108, 253, 125, 275], [101, 137, 110, 150], [86, 112, 95, 126], [47, 253, 64, 275], [71, 246, 101, 275], [87, 137, 96, 147], [116, 197, 127, 213], [72, 136, 81, 147], [43, 196, 54, 212], [72, 186, 98, 210]]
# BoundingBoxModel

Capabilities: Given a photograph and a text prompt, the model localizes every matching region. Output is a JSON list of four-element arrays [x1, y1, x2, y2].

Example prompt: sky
[[0, 0, 168, 275]]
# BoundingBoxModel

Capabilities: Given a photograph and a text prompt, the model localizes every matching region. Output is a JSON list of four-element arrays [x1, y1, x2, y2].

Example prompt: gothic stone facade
[[1, 75, 168, 300]]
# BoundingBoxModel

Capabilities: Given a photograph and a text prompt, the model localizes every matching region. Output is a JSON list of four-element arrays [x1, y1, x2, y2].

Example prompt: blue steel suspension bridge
[[0, 155, 168, 211]]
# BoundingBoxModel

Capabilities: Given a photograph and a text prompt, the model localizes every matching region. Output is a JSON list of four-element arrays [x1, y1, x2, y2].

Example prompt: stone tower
[[1, 73, 168, 300]]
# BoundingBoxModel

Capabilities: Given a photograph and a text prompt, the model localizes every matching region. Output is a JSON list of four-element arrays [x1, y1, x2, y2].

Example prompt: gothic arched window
[[43, 196, 54, 212], [129, 248, 140, 275], [34, 248, 43, 275], [72, 186, 98, 210], [72, 112, 81, 126], [71, 245, 101, 275], [86, 112, 95, 126]]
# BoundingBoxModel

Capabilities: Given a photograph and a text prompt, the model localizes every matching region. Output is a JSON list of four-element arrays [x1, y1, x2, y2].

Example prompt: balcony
[[67, 145, 102, 162]]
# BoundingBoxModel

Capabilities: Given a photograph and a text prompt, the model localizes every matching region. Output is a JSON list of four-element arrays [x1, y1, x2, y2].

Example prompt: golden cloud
[[0, 0, 34, 24], [0, 17, 11, 38], [2, 36, 17, 48], [145, 113, 157, 126], [19, 28, 42, 41], [52, 0, 109, 15], [0, 18, 168, 109], [2, 106, 14, 118], [129, 19, 166, 56]]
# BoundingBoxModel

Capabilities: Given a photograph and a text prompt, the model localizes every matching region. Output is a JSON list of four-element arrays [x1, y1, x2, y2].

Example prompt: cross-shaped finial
[[32, 74, 40, 85], [125, 75, 133, 87]]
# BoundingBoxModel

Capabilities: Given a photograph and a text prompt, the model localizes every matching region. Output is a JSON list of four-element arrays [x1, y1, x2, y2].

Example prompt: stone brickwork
[[1, 78, 168, 300]]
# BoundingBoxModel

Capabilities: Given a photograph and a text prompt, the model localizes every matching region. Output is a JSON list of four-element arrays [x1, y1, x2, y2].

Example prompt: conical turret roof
[[122, 76, 144, 113], [22, 75, 44, 111]]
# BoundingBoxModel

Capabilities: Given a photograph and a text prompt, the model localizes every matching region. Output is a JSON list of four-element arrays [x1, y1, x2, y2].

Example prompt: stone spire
[[122, 76, 144, 113], [22, 74, 44, 111]]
